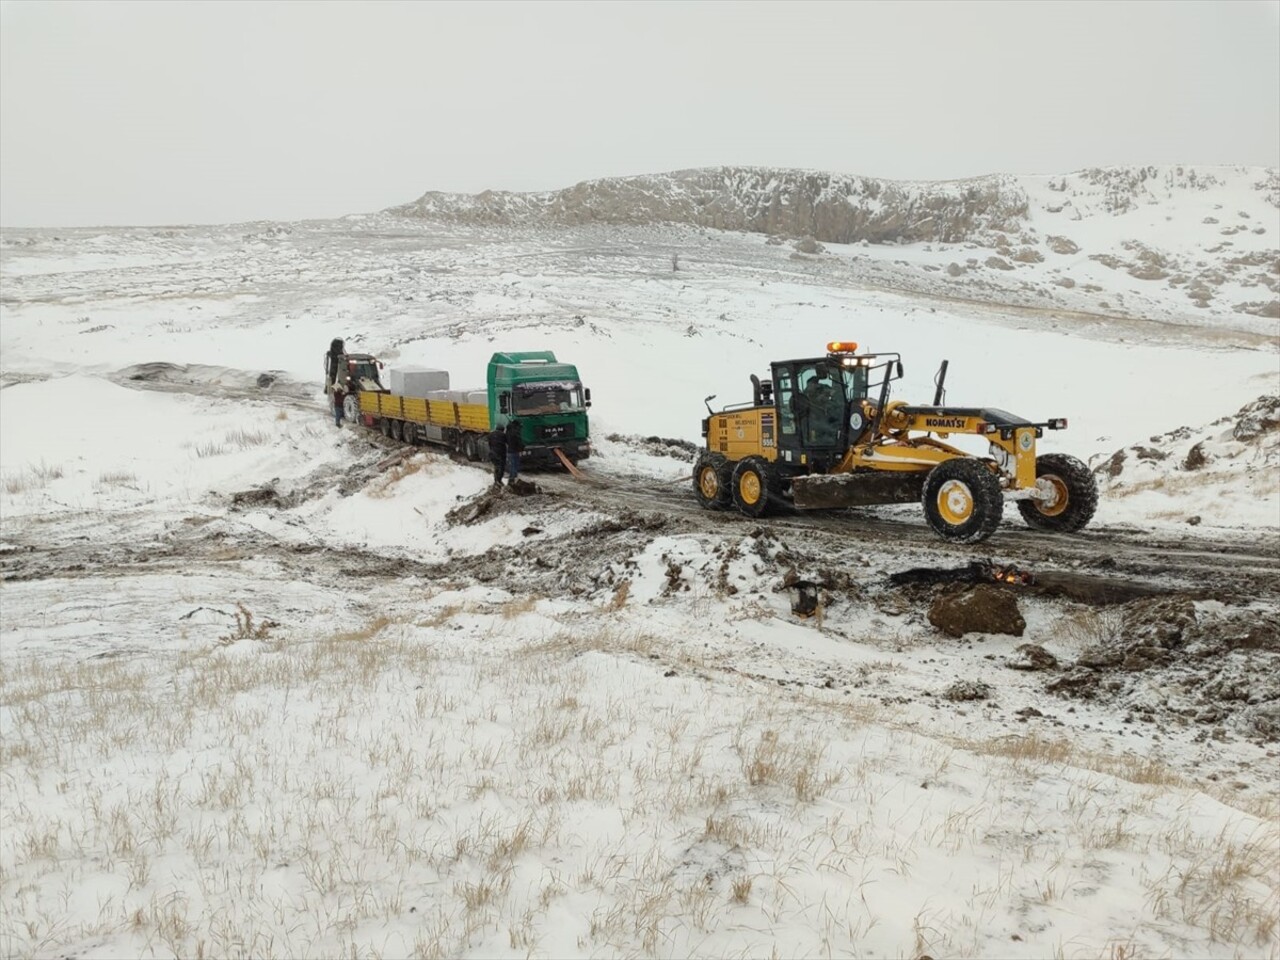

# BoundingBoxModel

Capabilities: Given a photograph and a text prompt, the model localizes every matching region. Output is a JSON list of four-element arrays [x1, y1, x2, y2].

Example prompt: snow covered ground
[[1, 182, 1278, 959]]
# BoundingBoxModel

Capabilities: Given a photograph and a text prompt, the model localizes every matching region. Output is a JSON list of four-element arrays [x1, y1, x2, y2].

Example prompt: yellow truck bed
[[360, 391, 488, 431]]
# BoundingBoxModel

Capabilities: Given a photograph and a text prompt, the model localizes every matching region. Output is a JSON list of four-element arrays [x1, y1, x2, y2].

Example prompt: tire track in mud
[[531, 469, 1280, 598]]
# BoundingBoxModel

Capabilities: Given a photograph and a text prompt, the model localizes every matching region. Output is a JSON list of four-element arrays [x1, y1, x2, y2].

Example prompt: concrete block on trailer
[[465, 390, 488, 406], [389, 367, 450, 397]]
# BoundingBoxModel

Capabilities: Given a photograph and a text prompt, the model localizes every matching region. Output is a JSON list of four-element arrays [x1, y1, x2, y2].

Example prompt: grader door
[[771, 359, 857, 473]]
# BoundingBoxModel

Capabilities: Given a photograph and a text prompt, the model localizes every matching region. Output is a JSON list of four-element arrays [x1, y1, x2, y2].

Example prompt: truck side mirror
[[584, 387, 592, 408], [499, 393, 510, 414]]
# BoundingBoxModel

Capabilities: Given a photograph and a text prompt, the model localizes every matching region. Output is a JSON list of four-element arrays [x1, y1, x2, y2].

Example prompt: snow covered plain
[[1, 176, 1279, 959]]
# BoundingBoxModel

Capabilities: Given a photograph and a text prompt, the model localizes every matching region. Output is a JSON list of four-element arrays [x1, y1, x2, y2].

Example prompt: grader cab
[[693, 342, 1098, 543]]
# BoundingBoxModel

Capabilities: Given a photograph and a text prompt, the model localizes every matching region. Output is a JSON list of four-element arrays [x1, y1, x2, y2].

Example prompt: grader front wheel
[[731, 457, 774, 518], [692, 452, 732, 509], [1017, 454, 1098, 533], [922, 458, 1004, 543]]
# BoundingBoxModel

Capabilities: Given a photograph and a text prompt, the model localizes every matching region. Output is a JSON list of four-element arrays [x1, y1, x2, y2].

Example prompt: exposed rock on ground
[[928, 584, 1026, 638]]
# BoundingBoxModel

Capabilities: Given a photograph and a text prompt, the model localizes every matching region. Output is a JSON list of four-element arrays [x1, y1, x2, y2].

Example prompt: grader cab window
[[775, 370, 795, 436], [842, 363, 869, 404]]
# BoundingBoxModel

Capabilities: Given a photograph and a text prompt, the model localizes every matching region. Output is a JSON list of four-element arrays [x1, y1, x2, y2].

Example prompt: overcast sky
[[1, 0, 1277, 227]]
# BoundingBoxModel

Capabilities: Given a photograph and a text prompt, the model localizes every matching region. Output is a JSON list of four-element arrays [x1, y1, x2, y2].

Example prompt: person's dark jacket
[[505, 419, 525, 453], [488, 427, 507, 464]]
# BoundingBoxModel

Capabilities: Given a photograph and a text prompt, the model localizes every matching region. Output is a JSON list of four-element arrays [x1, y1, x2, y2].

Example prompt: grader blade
[[791, 472, 926, 510]]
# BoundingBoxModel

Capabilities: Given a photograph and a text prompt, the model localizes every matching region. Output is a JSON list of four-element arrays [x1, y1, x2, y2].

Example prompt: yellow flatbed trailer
[[359, 390, 491, 459]]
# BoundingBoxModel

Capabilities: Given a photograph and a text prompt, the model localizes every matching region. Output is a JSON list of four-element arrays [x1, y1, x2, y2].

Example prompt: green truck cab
[[488, 351, 592, 465]]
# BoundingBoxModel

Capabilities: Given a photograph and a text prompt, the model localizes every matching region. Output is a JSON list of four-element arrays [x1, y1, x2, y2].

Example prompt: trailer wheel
[[731, 457, 774, 518], [402, 422, 416, 445], [692, 452, 732, 509], [381, 417, 392, 438], [922, 458, 1003, 543], [463, 435, 478, 462], [390, 419, 403, 442], [1017, 454, 1098, 533]]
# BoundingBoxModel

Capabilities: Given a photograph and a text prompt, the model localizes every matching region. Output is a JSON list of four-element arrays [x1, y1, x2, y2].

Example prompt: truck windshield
[[350, 360, 381, 384], [514, 381, 584, 415]]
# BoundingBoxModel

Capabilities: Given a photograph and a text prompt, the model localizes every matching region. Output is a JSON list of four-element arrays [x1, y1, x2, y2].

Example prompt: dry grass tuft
[[3, 461, 64, 493], [368, 457, 427, 497], [330, 615, 392, 644], [97, 469, 138, 486], [501, 595, 539, 619], [605, 580, 631, 611], [216, 604, 275, 645], [1056, 607, 1123, 648], [224, 428, 271, 449]]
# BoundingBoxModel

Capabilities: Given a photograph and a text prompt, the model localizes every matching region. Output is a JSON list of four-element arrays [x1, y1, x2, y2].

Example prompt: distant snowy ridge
[[391, 166, 1032, 242], [389, 165, 1279, 242], [389, 165, 1279, 320]]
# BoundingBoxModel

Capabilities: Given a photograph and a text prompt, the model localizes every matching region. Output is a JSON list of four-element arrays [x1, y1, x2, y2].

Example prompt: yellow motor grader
[[693, 342, 1098, 543]]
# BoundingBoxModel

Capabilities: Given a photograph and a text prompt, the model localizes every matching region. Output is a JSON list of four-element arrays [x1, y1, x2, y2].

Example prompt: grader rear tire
[[922, 458, 1004, 543], [692, 452, 732, 509], [731, 457, 774, 518], [1017, 454, 1098, 533]]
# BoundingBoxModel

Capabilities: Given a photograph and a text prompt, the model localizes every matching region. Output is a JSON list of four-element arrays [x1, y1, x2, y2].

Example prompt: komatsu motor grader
[[692, 342, 1098, 543]]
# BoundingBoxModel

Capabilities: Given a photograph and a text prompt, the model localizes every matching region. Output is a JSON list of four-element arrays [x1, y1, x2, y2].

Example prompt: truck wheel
[[381, 417, 392, 438], [463, 435, 478, 462], [922, 458, 1003, 543], [1017, 453, 1098, 533], [389, 419, 403, 442], [402, 422, 416, 445], [342, 393, 359, 423], [693, 452, 732, 509], [731, 457, 774, 518]]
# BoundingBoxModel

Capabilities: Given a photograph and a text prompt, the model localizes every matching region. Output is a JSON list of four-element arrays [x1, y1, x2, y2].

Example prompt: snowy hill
[[390, 165, 1280, 329]]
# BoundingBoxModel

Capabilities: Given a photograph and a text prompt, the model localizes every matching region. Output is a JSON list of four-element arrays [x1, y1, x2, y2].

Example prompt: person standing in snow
[[488, 425, 508, 486], [325, 338, 346, 427], [504, 417, 525, 485]]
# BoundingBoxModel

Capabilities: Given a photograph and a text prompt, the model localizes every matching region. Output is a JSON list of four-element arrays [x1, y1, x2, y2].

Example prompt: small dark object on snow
[[507, 477, 539, 496], [943, 680, 991, 702], [791, 581, 820, 618], [1008, 643, 1058, 671]]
